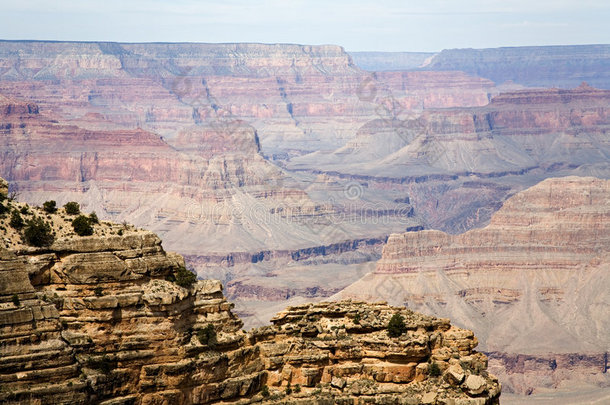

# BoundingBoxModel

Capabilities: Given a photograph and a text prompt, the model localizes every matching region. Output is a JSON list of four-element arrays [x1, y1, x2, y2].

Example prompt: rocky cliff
[[335, 176, 610, 395], [0, 186, 500, 404]]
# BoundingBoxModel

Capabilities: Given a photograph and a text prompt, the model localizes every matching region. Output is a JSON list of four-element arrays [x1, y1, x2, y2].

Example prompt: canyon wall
[[288, 84, 610, 232], [290, 84, 610, 178], [0, 40, 494, 156], [0, 40, 487, 326], [335, 176, 610, 396], [0, 40, 436, 249], [0, 188, 500, 404]]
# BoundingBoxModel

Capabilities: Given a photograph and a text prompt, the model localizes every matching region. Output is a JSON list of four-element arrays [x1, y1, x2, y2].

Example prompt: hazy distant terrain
[[349, 51, 435, 71]]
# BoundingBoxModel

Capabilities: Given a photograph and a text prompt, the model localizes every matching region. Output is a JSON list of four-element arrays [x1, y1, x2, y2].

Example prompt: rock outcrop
[[335, 176, 610, 394], [0, 187, 500, 404]]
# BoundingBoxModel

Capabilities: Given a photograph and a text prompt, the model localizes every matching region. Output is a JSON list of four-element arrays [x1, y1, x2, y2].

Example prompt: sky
[[1, 0, 609, 52]]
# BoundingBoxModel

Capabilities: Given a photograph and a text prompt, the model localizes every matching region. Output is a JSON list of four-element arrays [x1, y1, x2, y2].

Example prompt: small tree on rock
[[197, 324, 217, 348], [387, 313, 407, 338], [175, 266, 197, 288], [89, 212, 99, 224], [428, 361, 441, 377], [72, 215, 93, 236], [63, 201, 80, 215], [9, 211, 24, 229], [43, 200, 57, 213], [24, 217, 55, 247]]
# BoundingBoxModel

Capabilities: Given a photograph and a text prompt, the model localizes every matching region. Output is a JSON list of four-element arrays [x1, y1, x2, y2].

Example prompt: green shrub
[[175, 266, 197, 288], [285, 382, 292, 395], [353, 313, 361, 324], [9, 211, 24, 229], [387, 313, 407, 338], [428, 361, 441, 377], [89, 212, 99, 224], [23, 217, 55, 247], [72, 215, 93, 236], [20, 206, 30, 215], [261, 385, 270, 398], [94, 286, 104, 297], [0, 203, 8, 216], [12, 294, 20, 307], [293, 384, 301, 393], [63, 201, 80, 215], [197, 324, 217, 348], [43, 200, 57, 213]]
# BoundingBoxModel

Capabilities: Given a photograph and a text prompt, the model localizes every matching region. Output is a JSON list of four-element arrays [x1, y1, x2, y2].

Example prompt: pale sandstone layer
[[335, 176, 610, 395], [0, 189, 500, 404]]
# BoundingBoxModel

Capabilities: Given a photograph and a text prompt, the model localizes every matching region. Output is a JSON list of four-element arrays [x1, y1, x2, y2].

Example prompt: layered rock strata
[[289, 84, 610, 232], [335, 176, 610, 394], [0, 93, 420, 254], [290, 84, 610, 178], [0, 41, 495, 156], [0, 188, 500, 404]]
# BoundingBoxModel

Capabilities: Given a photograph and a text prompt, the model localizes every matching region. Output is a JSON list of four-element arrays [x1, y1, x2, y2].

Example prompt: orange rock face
[[0, 194, 500, 404], [336, 176, 610, 394]]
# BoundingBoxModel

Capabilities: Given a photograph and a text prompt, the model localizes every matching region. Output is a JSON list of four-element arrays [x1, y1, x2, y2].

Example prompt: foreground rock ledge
[[0, 189, 500, 404]]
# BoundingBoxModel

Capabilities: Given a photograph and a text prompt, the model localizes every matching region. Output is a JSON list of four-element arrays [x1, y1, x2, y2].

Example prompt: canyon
[[335, 176, 610, 399], [0, 40, 609, 402], [0, 185, 500, 404]]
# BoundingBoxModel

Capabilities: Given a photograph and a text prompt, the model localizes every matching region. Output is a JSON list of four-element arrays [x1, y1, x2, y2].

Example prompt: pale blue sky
[[1, 0, 609, 51]]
